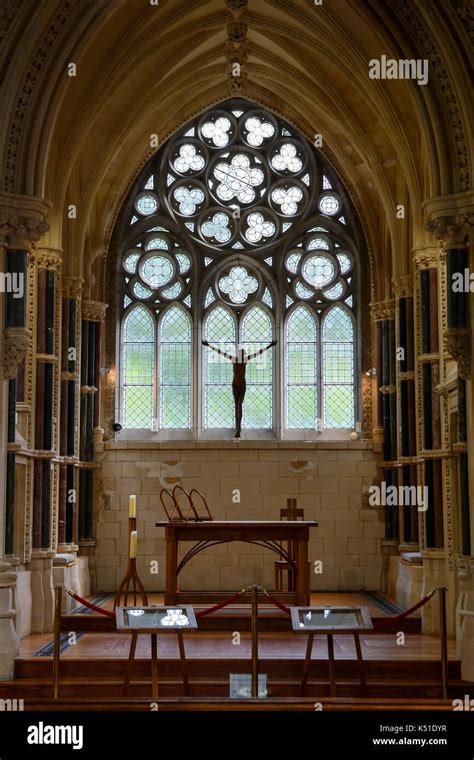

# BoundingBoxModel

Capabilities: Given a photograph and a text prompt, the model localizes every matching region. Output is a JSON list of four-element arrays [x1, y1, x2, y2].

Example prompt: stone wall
[[96, 441, 383, 593]]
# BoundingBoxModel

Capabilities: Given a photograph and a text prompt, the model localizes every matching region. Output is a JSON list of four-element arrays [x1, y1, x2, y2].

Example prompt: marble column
[[371, 299, 398, 589], [79, 300, 107, 589], [413, 247, 450, 633], [58, 278, 83, 553], [392, 275, 419, 552], [424, 212, 474, 653], [0, 193, 49, 677], [29, 247, 62, 633]]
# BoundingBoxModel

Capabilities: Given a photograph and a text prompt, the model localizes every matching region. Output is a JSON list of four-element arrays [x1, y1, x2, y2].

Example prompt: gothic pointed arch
[[116, 98, 360, 437]]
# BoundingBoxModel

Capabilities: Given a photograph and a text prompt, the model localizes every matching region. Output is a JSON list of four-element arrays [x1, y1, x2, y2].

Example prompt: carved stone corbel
[[425, 214, 474, 246], [443, 328, 471, 379], [3, 326, 31, 380], [413, 250, 440, 269], [392, 274, 413, 298], [0, 214, 49, 246], [82, 300, 108, 322], [62, 277, 84, 300], [370, 299, 395, 321]]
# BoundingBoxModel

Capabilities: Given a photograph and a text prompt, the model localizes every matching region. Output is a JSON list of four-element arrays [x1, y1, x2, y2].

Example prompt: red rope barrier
[[196, 591, 244, 618], [372, 589, 436, 631], [66, 590, 116, 618], [264, 590, 291, 616]]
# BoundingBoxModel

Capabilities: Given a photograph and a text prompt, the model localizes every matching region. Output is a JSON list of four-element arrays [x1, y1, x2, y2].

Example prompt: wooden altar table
[[155, 520, 318, 606]]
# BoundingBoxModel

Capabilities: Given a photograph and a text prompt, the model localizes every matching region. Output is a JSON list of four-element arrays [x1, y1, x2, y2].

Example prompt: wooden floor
[[20, 630, 456, 661], [20, 630, 457, 661], [18, 591, 455, 662]]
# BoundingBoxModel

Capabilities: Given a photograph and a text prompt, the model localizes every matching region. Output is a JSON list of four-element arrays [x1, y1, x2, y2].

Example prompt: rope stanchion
[[264, 590, 291, 615], [66, 589, 116, 618], [372, 588, 437, 631]]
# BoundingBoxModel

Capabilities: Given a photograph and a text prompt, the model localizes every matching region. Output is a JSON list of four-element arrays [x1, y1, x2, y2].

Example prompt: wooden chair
[[274, 498, 309, 592]]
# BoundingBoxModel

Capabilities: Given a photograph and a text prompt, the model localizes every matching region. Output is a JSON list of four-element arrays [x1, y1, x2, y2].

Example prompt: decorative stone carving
[[396, 1, 469, 191], [392, 274, 413, 298], [443, 328, 471, 379], [425, 214, 474, 245], [0, 0, 23, 52], [3, 326, 31, 379], [370, 299, 395, 321], [225, 0, 247, 15], [32, 248, 62, 271], [225, 3, 249, 95], [0, 213, 49, 244], [226, 20, 247, 43], [4, 0, 82, 192], [82, 300, 108, 322], [62, 277, 83, 300], [455, 3, 474, 43], [413, 250, 439, 269]]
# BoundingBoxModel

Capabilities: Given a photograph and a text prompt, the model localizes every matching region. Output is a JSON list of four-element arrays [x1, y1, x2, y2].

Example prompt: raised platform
[[4, 592, 470, 710]]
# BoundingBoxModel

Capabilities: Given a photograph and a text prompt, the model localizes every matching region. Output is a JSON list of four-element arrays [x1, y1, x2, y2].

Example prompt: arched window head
[[117, 99, 360, 437]]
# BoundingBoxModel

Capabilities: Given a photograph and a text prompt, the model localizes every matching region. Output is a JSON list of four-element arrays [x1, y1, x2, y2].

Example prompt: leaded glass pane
[[241, 307, 273, 428], [323, 307, 354, 427], [214, 154, 264, 204], [122, 307, 154, 428], [204, 306, 236, 428], [159, 308, 191, 428], [286, 307, 317, 428]]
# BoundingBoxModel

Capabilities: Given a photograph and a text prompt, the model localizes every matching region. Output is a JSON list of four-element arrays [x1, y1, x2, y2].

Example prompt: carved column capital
[[413, 248, 440, 269], [392, 274, 413, 298], [425, 214, 474, 246], [3, 326, 31, 380], [31, 247, 62, 271], [0, 215, 49, 246], [443, 328, 471, 379], [0, 192, 51, 246], [370, 299, 395, 321], [82, 300, 108, 322], [62, 277, 84, 300]]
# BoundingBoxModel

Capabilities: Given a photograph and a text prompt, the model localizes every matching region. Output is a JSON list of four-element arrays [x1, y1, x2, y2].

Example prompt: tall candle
[[129, 495, 136, 518], [129, 530, 138, 559]]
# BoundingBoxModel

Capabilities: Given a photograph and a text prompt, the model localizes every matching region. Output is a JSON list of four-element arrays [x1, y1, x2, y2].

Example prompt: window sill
[[114, 428, 360, 442], [104, 432, 375, 451]]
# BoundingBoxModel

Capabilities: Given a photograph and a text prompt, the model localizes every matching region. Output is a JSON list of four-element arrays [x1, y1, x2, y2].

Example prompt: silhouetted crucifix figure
[[202, 338, 277, 438]]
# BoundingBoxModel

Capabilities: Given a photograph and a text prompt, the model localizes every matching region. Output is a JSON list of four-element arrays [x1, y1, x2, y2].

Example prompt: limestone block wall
[[95, 441, 383, 593]]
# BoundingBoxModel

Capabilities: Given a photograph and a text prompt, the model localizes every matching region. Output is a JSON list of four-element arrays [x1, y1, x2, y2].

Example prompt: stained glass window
[[118, 99, 359, 434]]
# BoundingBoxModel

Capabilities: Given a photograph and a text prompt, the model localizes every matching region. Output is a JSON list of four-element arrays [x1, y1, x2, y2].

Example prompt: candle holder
[[114, 517, 148, 609]]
